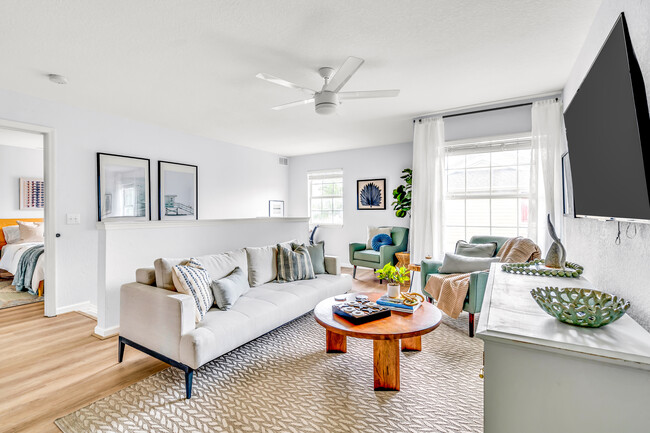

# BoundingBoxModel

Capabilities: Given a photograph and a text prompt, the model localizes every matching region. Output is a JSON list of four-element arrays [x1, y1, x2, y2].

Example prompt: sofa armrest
[[467, 270, 490, 313], [324, 255, 340, 275], [349, 242, 366, 254], [420, 259, 443, 292], [120, 282, 196, 362]]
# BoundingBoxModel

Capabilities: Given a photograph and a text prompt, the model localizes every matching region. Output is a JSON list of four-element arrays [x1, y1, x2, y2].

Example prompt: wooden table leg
[[401, 336, 422, 351], [373, 339, 400, 391], [326, 330, 347, 353]]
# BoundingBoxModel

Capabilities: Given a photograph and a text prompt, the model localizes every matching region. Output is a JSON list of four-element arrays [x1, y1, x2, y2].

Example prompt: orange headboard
[[0, 218, 44, 248]]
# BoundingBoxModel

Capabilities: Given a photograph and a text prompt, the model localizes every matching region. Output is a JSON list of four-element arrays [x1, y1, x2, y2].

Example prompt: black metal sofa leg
[[185, 370, 194, 399], [469, 313, 475, 338], [118, 339, 125, 363]]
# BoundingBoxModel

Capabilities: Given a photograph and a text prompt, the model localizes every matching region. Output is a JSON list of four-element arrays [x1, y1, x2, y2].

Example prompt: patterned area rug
[[0, 279, 42, 310], [56, 312, 484, 433]]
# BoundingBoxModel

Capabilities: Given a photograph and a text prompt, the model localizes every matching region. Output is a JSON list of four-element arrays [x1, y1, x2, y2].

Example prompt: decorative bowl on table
[[530, 287, 630, 328]]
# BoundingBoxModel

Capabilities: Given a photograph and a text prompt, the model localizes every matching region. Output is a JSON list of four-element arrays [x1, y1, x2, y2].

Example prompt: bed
[[0, 218, 45, 296]]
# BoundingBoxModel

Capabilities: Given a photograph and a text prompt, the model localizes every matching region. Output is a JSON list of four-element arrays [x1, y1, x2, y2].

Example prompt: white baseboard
[[94, 324, 120, 338], [56, 301, 95, 316]]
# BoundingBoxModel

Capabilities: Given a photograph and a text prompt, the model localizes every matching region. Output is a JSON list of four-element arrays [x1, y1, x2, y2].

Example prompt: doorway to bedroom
[[0, 128, 45, 310]]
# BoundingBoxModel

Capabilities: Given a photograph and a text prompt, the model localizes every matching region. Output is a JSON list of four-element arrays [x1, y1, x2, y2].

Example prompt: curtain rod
[[413, 91, 562, 123]]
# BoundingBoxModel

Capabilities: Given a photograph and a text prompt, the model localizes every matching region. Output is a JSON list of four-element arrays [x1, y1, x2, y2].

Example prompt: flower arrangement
[[375, 263, 410, 285]]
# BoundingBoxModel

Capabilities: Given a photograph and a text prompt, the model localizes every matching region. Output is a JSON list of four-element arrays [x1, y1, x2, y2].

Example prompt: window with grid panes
[[443, 135, 532, 253], [308, 169, 343, 226]]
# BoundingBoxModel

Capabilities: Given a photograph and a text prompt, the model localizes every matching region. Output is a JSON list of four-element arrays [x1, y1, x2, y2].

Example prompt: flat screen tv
[[564, 13, 650, 222]]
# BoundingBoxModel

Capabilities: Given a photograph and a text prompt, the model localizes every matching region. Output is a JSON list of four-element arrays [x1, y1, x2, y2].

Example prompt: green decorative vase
[[530, 287, 630, 328]]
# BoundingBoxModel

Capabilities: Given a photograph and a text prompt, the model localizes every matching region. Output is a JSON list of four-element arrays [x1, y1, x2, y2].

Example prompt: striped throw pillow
[[172, 258, 214, 322], [277, 243, 315, 283]]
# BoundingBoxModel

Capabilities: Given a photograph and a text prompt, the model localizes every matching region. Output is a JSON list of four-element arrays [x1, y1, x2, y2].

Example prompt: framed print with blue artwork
[[357, 178, 386, 210]]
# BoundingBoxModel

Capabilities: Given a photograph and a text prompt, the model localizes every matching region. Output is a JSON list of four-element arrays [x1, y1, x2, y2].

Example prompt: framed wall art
[[269, 200, 285, 217], [97, 153, 151, 221], [158, 161, 198, 220], [357, 178, 386, 210], [19, 177, 44, 210]]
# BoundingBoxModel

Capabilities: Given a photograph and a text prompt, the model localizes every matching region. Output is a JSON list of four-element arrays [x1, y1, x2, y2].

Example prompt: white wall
[[288, 142, 413, 264], [563, 0, 650, 331], [0, 144, 44, 218], [0, 88, 288, 313]]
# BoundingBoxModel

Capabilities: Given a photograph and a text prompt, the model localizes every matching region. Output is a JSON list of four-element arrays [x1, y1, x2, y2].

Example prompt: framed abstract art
[[357, 178, 386, 210]]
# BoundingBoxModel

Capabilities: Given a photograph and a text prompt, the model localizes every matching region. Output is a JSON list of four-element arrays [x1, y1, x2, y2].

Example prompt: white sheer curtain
[[529, 99, 567, 251], [410, 117, 445, 289]]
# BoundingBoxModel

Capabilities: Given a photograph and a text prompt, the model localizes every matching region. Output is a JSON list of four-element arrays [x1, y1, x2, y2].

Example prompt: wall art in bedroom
[[19, 177, 44, 209], [97, 153, 151, 221], [158, 161, 198, 220], [357, 178, 386, 210]]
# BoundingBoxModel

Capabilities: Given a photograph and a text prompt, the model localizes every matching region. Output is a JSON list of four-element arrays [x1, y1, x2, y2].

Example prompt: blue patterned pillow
[[371, 233, 393, 251]]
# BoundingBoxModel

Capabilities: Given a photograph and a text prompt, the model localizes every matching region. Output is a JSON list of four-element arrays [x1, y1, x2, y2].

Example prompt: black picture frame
[[158, 161, 199, 220], [97, 152, 151, 222], [269, 200, 285, 217], [357, 178, 386, 210]]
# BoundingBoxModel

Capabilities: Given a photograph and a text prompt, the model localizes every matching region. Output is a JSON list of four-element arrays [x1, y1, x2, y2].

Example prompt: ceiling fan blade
[[256, 73, 316, 95], [271, 98, 315, 111], [339, 90, 400, 100], [324, 56, 364, 93]]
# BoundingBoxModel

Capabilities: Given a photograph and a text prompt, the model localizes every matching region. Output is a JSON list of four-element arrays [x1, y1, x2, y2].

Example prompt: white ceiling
[[0, 0, 602, 156]]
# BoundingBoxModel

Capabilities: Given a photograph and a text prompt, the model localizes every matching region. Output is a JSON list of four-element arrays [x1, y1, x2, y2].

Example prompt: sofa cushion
[[455, 240, 498, 258], [371, 233, 393, 251], [277, 243, 315, 283], [438, 253, 500, 274], [305, 241, 326, 274], [366, 226, 392, 249], [211, 267, 250, 310], [354, 249, 381, 263], [245, 245, 277, 287], [195, 248, 248, 282], [154, 258, 188, 290], [171, 258, 214, 323]]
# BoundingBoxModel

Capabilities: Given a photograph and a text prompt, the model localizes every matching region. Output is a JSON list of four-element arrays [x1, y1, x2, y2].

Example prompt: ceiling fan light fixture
[[315, 91, 339, 115]]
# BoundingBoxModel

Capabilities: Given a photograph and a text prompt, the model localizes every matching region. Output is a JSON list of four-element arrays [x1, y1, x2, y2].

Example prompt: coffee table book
[[376, 296, 421, 313]]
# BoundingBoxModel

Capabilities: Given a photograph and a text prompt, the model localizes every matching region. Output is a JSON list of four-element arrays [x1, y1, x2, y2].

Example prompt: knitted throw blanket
[[424, 237, 541, 319]]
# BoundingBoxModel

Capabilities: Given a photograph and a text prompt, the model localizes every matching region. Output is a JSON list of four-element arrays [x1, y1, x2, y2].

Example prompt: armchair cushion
[[354, 249, 381, 263], [455, 240, 498, 257], [438, 253, 499, 274], [366, 226, 392, 249]]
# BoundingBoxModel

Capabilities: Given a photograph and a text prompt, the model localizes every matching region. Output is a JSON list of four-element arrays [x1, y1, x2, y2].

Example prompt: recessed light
[[48, 74, 68, 84]]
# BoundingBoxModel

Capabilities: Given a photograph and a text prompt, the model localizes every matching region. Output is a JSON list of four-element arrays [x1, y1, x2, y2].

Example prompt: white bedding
[[0, 242, 45, 291]]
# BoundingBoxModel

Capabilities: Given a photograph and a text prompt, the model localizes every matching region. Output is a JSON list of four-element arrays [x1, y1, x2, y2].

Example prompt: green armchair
[[421, 235, 509, 337], [349, 227, 409, 281]]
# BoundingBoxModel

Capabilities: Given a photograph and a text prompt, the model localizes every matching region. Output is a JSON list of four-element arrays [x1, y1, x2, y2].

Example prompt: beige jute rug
[[56, 312, 483, 433]]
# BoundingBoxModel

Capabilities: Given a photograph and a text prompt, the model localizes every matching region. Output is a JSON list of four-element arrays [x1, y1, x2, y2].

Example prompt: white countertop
[[476, 263, 650, 368]]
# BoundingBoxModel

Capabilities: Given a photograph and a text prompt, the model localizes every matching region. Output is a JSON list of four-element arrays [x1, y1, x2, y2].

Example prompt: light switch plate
[[66, 213, 80, 225]]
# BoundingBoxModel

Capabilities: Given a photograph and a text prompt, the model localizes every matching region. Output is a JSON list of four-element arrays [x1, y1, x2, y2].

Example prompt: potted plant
[[392, 168, 412, 218], [375, 263, 410, 298]]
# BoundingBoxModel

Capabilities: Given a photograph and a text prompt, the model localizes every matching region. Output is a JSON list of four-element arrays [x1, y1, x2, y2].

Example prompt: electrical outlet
[[66, 213, 81, 225]]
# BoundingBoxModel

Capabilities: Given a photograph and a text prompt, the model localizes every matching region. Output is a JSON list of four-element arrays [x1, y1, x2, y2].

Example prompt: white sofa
[[118, 245, 351, 398]]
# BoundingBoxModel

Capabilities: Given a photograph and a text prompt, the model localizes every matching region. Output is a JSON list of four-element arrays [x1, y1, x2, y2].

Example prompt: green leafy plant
[[392, 168, 412, 218], [375, 263, 410, 285]]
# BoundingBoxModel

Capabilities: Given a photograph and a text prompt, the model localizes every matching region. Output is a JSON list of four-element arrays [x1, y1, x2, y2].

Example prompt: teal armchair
[[421, 235, 509, 337], [349, 227, 409, 282]]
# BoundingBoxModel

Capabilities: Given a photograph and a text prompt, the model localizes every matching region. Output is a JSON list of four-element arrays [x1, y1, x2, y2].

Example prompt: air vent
[[279, 156, 288, 166]]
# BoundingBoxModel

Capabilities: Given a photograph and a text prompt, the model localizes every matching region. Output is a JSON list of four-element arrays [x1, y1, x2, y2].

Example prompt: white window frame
[[308, 169, 344, 227], [443, 133, 532, 250]]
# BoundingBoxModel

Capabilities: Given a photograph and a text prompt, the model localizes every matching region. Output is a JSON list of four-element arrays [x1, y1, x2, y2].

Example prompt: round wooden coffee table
[[314, 292, 442, 391]]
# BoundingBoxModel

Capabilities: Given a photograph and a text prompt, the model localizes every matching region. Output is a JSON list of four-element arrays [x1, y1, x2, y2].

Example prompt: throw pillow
[[277, 243, 315, 283], [17, 221, 44, 243], [211, 267, 250, 310], [438, 253, 500, 274], [245, 245, 278, 286], [371, 233, 393, 251], [366, 226, 392, 249], [455, 240, 498, 258], [2, 225, 21, 244], [171, 258, 214, 323], [305, 241, 326, 274]]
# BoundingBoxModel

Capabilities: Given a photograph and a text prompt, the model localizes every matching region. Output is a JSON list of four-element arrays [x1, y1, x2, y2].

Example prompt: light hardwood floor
[[0, 268, 384, 432]]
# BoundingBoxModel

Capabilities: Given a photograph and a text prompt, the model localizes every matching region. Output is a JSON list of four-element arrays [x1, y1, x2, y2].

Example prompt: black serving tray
[[332, 300, 392, 325]]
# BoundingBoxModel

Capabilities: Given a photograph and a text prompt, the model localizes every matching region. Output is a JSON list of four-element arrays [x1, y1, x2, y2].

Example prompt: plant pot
[[387, 283, 401, 299]]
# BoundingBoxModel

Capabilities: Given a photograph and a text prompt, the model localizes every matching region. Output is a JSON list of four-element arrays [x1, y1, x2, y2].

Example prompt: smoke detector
[[48, 74, 68, 85]]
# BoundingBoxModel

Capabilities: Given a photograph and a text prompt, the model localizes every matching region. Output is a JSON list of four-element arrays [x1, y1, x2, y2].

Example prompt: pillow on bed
[[17, 221, 44, 243], [2, 226, 21, 244]]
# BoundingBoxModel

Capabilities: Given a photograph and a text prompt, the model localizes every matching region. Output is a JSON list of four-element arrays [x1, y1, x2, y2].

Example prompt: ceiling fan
[[256, 56, 400, 115]]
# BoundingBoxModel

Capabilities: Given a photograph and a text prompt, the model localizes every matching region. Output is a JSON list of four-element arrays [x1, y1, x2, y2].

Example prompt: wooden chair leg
[[118, 338, 125, 363], [353, 265, 357, 279], [469, 313, 475, 338]]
